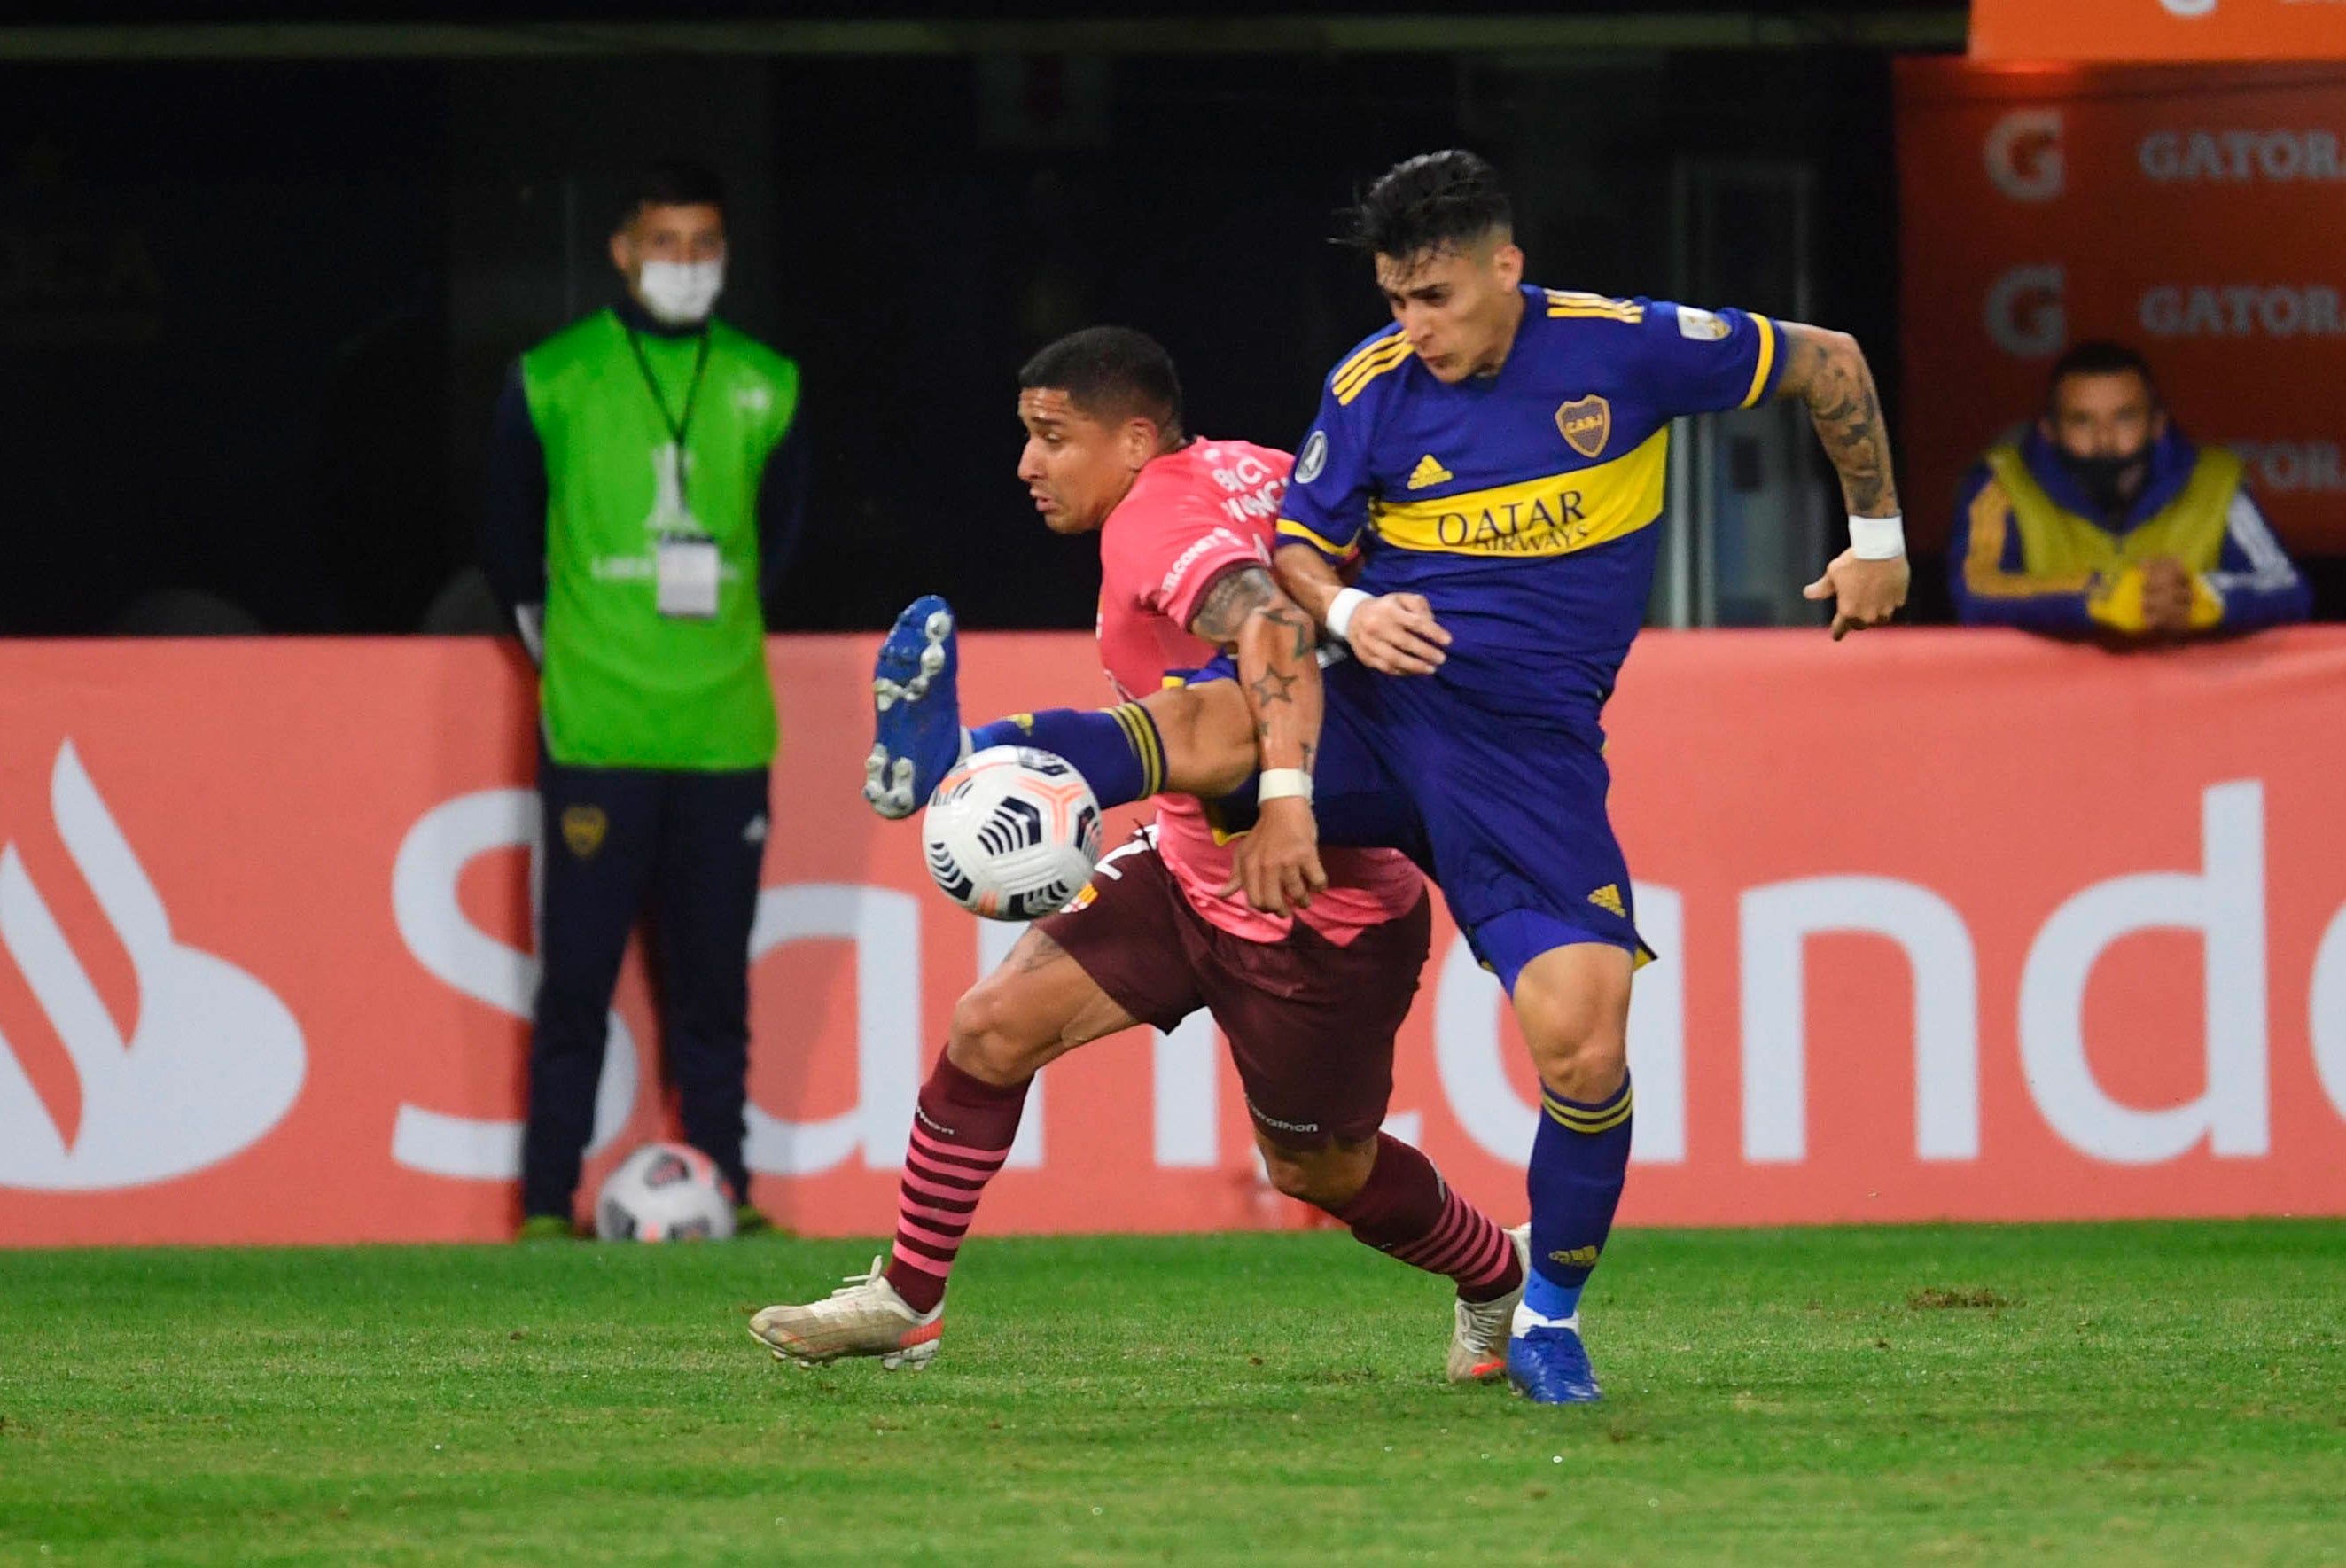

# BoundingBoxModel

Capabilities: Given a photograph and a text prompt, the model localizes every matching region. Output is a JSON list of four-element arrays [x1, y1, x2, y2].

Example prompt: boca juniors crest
[[1556, 395, 1611, 458], [561, 804, 609, 858]]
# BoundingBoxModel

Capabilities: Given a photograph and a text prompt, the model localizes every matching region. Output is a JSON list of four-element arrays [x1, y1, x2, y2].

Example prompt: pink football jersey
[[1095, 440, 1422, 945]]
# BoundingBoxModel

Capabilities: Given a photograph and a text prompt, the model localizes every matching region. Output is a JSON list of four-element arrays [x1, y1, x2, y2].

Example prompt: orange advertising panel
[[1974, 0, 2346, 64], [2, 631, 2344, 1247], [1897, 59, 2346, 558]]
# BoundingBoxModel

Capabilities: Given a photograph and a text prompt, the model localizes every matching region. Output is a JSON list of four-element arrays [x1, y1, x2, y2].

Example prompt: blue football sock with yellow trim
[[1523, 1073, 1633, 1322], [968, 705, 1164, 808]]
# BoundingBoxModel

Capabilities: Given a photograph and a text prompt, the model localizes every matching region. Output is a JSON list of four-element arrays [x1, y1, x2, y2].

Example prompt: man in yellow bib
[[1950, 341, 2307, 636]]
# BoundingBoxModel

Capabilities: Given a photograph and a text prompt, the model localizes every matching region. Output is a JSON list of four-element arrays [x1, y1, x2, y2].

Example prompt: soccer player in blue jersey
[[858, 151, 1906, 1404], [1255, 149, 1908, 1401]]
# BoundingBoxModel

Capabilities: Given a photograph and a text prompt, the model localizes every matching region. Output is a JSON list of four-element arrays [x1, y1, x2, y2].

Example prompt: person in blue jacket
[[1950, 340, 2309, 637]]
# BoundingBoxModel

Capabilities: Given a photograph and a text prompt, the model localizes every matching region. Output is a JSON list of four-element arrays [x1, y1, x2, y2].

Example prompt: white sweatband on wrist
[[1323, 587, 1372, 643], [1848, 513, 1906, 560], [1257, 768, 1313, 804]]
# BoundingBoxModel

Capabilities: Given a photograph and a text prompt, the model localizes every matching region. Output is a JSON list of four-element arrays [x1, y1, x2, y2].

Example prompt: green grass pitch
[[3, 1221, 2342, 1565]]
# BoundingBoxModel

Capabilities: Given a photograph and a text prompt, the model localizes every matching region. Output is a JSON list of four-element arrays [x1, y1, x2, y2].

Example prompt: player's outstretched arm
[[1272, 542, 1451, 675], [1190, 566, 1329, 915], [1773, 322, 1911, 641]]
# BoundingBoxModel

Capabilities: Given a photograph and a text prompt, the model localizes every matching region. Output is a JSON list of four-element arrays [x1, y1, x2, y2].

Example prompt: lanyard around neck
[[624, 325, 713, 450]]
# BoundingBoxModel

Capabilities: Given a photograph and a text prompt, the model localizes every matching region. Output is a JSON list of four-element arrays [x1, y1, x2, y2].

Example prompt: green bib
[[522, 310, 799, 769]]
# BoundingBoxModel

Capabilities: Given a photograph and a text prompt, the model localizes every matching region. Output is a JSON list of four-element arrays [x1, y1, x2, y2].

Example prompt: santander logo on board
[[0, 741, 304, 1191]]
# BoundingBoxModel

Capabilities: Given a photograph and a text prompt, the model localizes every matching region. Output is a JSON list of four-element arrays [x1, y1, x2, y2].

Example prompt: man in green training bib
[[484, 160, 805, 1240]]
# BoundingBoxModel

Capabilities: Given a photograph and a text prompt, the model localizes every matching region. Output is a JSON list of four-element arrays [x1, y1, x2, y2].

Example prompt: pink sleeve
[[1129, 492, 1271, 635]]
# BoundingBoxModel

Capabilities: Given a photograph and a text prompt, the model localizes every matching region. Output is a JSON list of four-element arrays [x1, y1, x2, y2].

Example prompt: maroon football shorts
[[1036, 832, 1432, 1148]]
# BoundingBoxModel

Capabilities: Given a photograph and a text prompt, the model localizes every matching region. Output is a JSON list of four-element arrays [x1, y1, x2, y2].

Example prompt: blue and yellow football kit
[[1278, 285, 1785, 991]]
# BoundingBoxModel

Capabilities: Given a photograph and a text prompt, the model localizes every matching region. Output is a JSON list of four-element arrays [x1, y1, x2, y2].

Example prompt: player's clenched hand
[[1802, 550, 1909, 641], [1219, 798, 1328, 916], [1348, 593, 1451, 675]]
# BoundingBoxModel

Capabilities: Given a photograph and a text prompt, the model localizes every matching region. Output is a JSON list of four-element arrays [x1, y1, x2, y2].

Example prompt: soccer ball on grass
[[594, 1142, 736, 1242]]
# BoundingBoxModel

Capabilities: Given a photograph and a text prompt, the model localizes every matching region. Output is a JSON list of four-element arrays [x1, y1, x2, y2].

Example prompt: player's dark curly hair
[[1018, 325, 1184, 434], [1342, 149, 1512, 260], [2049, 339, 2160, 405], [617, 158, 727, 230]]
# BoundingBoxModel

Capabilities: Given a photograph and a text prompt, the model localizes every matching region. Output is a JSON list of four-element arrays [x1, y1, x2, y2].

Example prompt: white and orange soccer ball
[[921, 745, 1103, 920], [593, 1142, 736, 1242]]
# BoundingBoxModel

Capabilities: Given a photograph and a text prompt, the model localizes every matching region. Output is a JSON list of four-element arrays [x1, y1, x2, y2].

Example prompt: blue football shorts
[[1191, 651, 1648, 994]]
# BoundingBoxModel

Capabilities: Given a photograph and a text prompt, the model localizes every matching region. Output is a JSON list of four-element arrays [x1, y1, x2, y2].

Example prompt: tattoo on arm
[[1009, 926, 1069, 974], [1252, 722, 1317, 774], [1248, 667, 1298, 709], [1261, 603, 1315, 662], [1776, 324, 1899, 518], [1188, 566, 1280, 646], [1235, 567, 1324, 779]]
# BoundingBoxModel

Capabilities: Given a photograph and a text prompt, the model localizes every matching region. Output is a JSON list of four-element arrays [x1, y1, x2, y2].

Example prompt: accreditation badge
[[654, 534, 721, 620]]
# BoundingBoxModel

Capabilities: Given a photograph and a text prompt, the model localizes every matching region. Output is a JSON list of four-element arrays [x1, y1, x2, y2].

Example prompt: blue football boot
[[1507, 1308, 1604, 1405], [864, 595, 963, 818]]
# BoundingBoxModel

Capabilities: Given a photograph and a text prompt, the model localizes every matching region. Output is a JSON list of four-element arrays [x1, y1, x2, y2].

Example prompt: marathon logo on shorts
[[1246, 1096, 1321, 1136]]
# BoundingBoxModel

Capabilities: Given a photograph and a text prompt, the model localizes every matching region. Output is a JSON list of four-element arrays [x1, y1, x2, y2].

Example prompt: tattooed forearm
[[1248, 667, 1298, 709], [1261, 603, 1316, 662], [1233, 581, 1324, 779], [1259, 722, 1320, 769], [1189, 566, 1280, 646], [1775, 323, 1900, 518]]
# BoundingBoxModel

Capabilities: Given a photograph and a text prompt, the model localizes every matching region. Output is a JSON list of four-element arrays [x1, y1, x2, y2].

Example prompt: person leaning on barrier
[[1949, 340, 2309, 638], [481, 158, 807, 1240]]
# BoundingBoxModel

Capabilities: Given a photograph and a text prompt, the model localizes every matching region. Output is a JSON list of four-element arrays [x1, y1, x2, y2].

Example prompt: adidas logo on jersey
[[1406, 454, 1453, 490], [1586, 884, 1625, 917]]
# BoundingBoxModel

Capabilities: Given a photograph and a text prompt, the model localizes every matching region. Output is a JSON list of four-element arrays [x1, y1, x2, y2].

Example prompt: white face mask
[[636, 258, 724, 325]]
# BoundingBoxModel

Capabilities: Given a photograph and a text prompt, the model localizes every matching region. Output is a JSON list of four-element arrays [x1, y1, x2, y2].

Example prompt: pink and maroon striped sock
[[883, 1051, 1029, 1314], [1333, 1133, 1523, 1303]]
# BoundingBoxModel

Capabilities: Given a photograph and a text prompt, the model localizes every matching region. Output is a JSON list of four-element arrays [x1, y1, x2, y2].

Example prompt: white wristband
[[1257, 768, 1313, 804], [1848, 513, 1906, 561], [1324, 587, 1372, 642]]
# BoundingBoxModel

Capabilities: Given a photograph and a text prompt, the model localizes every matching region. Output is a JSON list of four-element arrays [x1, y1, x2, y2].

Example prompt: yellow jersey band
[[1334, 339, 1415, 405], [1544, 290, 1642, 321], [1740, 315, 1777, 409], [1330, 329, 1406, 387], [1365, 429, 1669, 558], [1274, 517, 1357, 559]]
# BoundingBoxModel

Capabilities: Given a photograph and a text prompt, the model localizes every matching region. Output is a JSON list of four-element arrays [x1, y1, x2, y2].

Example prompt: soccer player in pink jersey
[[751, 327, 1526, 1377]]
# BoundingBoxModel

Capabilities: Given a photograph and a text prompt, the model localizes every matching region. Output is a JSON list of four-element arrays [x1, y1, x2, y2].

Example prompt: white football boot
[[1446, 1222, 1532, 1384], [749, 1256, 945, 1371]]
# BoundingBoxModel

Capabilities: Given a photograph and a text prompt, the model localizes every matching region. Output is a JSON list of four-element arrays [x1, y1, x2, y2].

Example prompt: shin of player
[[1510, 943, 1634, 1338]]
